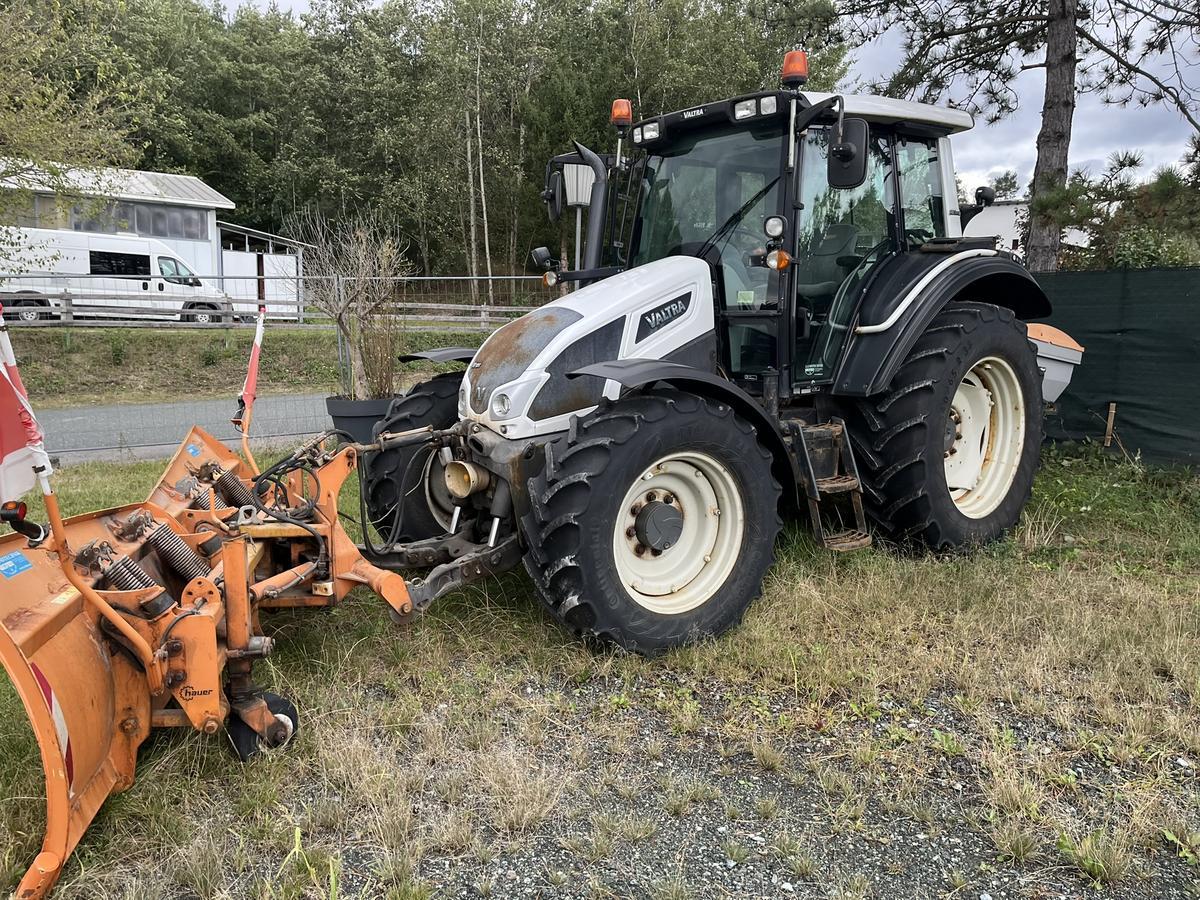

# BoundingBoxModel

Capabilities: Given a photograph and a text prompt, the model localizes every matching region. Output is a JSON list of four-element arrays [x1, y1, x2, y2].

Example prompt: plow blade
[[0, 425, 412, 898], [0, 524, 150, 898]]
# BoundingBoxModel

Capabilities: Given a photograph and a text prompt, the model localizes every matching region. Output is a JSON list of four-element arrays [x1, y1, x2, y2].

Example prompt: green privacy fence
[[1035, 267, 1200, 465]]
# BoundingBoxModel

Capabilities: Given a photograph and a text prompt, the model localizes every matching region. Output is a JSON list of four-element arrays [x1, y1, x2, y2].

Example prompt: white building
[[3, 164, 304, 315], [963, 199, 1089, 257], [4, 166, 234, 277]]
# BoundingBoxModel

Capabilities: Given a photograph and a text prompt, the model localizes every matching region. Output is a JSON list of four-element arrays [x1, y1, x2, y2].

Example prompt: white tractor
[[361, 52, 1080, 653]]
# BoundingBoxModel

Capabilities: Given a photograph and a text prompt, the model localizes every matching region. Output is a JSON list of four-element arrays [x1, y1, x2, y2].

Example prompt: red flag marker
[[232, 305, 266, 474], [0, 306, 52, 502]]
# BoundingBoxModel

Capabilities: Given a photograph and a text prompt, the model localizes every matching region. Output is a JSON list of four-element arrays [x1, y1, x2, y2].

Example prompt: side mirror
[[975, 186, 997, 207], [827, 117, 869, 190], [530, 246, 559, 271], [189, 276, 202, 287], [541, 170, 565, 223]]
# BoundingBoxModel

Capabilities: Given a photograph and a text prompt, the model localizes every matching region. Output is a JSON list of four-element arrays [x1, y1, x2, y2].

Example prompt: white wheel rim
[[944, 355, 1026, 519], [19, 308, 37, 321], [611, 451, 745, 616]]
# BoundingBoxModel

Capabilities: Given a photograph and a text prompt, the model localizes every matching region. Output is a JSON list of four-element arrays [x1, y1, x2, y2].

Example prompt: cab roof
[[802, 91, 974, 134], [631, 90, 975, 146]]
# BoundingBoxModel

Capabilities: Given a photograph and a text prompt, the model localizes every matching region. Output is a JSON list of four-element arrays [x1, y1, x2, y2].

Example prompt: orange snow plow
[[0, 426, 416, 899]]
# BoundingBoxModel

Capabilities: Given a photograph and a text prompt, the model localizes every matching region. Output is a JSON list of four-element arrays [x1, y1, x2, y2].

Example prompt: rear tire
[[362, 372, 462, 542], [845, 302, 1042, 549], [524, 390, 782, 655], [7, 298, 47, 323], [184, 304, 221, 324]]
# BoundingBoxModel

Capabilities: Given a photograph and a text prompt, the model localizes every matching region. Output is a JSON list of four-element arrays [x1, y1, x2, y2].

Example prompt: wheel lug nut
[[626, 526, 637, 538], [631, 503, 642, 515], [650, 548, 662, 557], [645, 491, 657, 502], [663, 493, 675, 504], [634, 544, 646, 555]]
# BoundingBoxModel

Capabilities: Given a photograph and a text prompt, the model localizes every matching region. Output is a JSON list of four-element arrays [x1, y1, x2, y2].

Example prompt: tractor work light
[[764, 216, 786, 239], [642, 122, 660, 141], [633, 127, 643, 143], [611, 98, 633, 127], [782, 50, 809, 87], [760, 95, 778, 115], [734, 99, 757, 120]]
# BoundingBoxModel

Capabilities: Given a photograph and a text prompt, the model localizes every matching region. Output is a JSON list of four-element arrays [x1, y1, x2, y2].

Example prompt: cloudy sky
[[244, 0, 1195, 192]]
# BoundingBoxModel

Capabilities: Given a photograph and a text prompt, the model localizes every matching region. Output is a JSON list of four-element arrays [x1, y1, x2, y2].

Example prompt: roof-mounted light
[[734, 99, 757, 120], [642, 121, 660, 141], [611, 99, 633, 128], [782, 50, 809, 87]]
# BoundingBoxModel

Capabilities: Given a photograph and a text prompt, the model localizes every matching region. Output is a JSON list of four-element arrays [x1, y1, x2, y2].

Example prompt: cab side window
[[896, 137, 946, 242]]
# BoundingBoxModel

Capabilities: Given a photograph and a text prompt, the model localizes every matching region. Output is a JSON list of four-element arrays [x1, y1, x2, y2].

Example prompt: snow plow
[[0, 424, 424, 899]]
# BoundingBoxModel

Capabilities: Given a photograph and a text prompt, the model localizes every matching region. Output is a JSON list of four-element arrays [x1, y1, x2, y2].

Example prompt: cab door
[[789, 127, 901, 387]]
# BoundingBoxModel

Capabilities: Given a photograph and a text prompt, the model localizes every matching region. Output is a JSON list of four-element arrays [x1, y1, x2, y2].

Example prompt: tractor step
[[788, 418, 872, 553], [822, 529, 873, 552], [815, 474, 860, 494]]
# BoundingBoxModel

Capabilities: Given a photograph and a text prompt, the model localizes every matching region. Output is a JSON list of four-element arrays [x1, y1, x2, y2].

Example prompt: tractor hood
[[461, 256, 715, 439]]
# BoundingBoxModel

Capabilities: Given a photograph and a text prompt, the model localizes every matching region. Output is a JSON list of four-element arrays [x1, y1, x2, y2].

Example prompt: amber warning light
[[611, 98, 633, 128], [782, 50, 809, 87]]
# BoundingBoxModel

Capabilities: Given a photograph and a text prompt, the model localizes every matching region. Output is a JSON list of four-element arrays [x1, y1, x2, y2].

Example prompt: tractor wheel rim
[[944, 355, 1025, 519], [612, 450, 745, 615]]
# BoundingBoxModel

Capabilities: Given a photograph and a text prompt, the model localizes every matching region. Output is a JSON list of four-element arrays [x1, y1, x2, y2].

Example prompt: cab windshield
[[627, 122, 785, 308]]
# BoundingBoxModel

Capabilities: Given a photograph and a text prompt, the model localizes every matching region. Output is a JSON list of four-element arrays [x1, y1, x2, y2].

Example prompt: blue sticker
[[0, 551, 33, 578], [186, 443, 201, 458]]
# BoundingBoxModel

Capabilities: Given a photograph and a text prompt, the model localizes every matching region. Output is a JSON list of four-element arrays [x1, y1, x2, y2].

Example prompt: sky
[[244, 0, 1196, 193]]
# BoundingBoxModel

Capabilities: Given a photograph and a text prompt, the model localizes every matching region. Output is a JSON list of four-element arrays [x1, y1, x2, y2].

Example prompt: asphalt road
[[40, 392, 330, 463]]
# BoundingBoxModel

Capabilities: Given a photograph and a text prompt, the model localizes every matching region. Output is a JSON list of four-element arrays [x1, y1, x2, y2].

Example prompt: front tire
[[524, 391, 782, 654], [362, 372, 462, 542], [846, 302, 1042, 549]]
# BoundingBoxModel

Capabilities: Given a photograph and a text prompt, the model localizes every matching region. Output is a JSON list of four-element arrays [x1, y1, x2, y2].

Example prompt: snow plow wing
[[1, 427, 411, 898]]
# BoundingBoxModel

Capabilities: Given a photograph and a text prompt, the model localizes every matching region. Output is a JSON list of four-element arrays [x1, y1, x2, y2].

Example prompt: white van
[[0, 228, 235, 324]]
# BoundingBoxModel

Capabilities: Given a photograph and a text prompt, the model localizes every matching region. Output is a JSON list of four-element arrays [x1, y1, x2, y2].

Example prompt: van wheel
[[185, 304, 220, 325], [8, 299, 47, 323]]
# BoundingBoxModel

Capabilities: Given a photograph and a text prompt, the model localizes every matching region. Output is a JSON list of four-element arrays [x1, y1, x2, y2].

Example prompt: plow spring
[[0, 427, 411, 899]]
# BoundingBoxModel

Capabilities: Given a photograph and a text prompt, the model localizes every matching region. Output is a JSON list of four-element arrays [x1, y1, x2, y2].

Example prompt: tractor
[[362, 51, 1080, 654]]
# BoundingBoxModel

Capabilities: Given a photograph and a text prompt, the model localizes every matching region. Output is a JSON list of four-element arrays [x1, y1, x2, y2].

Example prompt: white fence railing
[[0, 273, 554, 331]]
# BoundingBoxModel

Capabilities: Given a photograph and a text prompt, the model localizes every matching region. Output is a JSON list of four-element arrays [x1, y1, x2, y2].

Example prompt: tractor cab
[[538, 52, 974, 402]]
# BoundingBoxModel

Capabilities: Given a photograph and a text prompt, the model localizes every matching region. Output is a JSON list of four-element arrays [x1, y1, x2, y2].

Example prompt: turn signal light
[[766, 249, 791, 271], [782, 50, 809, 87], [543, 271, 559, 287], [611, 98, 633, 127], [0, 500, 26, 522]]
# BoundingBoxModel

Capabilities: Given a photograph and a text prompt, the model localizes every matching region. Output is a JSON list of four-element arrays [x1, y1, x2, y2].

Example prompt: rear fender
[[568, 359, 801, 508], [832, 251, 1050, 397]]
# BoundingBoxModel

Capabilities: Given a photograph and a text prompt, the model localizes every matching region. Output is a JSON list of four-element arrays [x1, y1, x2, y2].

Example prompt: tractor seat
[[795, 223, 859, 302]]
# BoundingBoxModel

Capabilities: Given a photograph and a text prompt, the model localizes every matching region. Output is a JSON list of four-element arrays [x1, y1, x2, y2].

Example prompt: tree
[[990, 170, 1020, 199], [1040, 149, 1200, 269], [0, 1, 146, 265], [828, 0, 1200, 271]]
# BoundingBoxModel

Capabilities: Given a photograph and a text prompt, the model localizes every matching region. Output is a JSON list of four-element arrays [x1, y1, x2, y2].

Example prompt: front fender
[[569, 359, 801, 507], [832, 251, 1050, 397]]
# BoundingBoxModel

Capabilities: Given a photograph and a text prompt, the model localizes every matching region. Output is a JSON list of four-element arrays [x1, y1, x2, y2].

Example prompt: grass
[[10, 326, 484, 407], [0, 446, 1198, 896]]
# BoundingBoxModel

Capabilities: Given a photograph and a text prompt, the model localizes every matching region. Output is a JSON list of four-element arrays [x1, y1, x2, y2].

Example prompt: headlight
[[491, 392, 512, 418], [633, 127, 642, 143], [759, 96, 778, 115], [734, 99, 757, 120], [642, 122, 660, 141]]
